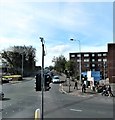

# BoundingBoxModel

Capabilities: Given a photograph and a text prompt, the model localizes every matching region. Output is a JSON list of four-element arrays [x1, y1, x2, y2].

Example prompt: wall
[[108, 43, 115, 83]]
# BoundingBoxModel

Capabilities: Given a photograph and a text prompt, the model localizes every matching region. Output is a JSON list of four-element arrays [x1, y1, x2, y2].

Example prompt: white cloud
[[0, 37, 37, 51], [48, 44, 70, 54], [41, 44, 70, 67], [0, 2, 113, 67]]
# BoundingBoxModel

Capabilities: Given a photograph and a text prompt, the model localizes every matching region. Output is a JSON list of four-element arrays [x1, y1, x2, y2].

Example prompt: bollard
[[35, 109, 40, 120]]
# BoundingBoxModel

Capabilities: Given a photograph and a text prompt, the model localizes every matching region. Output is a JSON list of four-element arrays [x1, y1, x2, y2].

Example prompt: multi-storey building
[[108, 43, 115, 83], [69, 52, 108, 79]]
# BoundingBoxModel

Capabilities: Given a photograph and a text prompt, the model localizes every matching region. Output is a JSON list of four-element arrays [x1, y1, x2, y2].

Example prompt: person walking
[[107, 85, 113, 97], [101, 85, 108, 96], [74, 81, 78, 90], [101, 84, 107, 96], [82, 83, 86, 93]]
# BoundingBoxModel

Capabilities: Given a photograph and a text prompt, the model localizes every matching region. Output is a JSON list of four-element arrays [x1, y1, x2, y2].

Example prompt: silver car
[[52, 76, 60, 83]]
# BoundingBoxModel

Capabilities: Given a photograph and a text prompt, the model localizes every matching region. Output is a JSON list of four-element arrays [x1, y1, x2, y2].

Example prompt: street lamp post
[[21, 53, 24, 78], [70, 38, 82, 84], [103, 61, 105, 80]]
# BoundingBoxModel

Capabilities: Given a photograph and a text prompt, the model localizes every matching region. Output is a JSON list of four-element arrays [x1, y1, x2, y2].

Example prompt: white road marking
[[70, 109, 82, 112]]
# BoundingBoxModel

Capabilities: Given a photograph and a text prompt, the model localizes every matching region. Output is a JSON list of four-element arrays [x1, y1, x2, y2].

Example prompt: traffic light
[[35, 74, 41, 91], [44, 74, 51, 91]]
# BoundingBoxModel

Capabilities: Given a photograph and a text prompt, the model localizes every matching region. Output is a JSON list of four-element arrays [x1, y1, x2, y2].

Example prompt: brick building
[[108, 43, 115, 83], [69, 52, 108, 80]]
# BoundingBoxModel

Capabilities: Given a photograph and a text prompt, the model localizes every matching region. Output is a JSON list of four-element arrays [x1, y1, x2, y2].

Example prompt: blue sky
[[0, 0, 114, 67]]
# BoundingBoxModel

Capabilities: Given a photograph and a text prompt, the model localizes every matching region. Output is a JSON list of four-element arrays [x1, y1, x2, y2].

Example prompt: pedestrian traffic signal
[[35, 74, 41, 91]]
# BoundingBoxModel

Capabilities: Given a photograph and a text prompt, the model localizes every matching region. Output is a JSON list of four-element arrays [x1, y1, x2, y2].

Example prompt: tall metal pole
[[78, 40, 82, 84], [70, 39, 82, 84], [104, 61, 105, 80], [40, 37, 45, 120], [22, 53, 23, 78]]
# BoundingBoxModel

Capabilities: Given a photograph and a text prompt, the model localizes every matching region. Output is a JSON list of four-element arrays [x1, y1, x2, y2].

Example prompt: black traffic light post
[[40, 37, 45, 120], [35, 73, 51, 91], [35, 37, 51, 120]]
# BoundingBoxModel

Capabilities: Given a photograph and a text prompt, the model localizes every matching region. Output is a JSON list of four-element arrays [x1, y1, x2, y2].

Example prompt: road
[[2, 77, 40, 119], [1, 77, 114, 119]]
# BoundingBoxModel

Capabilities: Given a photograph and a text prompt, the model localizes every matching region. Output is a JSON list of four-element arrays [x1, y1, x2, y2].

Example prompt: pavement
[[58, 73, 98, 97], [8, 77, 34, 84], [59, 73, 115, 97], [59, 80, 98, 97]]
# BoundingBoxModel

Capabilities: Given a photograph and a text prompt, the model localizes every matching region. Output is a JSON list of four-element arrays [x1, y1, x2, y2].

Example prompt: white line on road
[[70, 109, 82, 112]]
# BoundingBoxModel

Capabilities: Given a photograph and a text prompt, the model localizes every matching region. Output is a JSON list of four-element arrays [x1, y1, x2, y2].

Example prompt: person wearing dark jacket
[[74, 81, 78, 90], [107, 85, 113, 97], [82, 83, 86, 93], [101, 85, 107, 96]]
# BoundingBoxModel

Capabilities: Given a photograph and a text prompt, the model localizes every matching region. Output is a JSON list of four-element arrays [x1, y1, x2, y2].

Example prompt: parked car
[[52, 76, 60, 83], [0, 92, 4, 100]]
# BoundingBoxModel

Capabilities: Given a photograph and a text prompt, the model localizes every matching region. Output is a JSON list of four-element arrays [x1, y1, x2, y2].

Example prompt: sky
[[0, 0, 114, 67]]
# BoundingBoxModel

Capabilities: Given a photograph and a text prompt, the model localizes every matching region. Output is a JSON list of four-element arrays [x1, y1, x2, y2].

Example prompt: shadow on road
[[1, 98, 11, 101]]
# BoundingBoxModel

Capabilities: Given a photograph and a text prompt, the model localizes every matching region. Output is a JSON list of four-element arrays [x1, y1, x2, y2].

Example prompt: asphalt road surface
[[1, 77, 114, 119]]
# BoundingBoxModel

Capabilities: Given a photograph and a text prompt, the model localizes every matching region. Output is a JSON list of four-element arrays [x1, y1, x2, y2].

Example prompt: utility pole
[[40, 37, 45, 120], [21, 53, 23, 78], [78, 40, 82, 85], [70, 38, 82, 84]]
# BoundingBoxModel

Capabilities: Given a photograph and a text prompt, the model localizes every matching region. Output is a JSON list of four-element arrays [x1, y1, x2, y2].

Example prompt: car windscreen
[[54, 77, 59, 79]]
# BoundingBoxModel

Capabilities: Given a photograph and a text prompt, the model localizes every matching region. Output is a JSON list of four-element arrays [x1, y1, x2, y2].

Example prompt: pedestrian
[[101, 84, 108, 96], [74, 81, 78, 90], [107, 85, 113, 97], [82, 83, 86, 93]]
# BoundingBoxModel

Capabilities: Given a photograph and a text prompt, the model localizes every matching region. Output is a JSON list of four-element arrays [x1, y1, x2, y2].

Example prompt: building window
[[71, 54, 75, 57], [103, 59, 107, 62], [92, 59, 95, 62], [98, 59, 102, 62], [92, 64, 95, 67], [84, 54, 89, 57], [92, 54, 95, 57], [77, 59, 80, 62], [77, 54, 81, 57], [98, 54, 102, 56], [103, 53, 107, 56], [84, 59, 89, 62], [84, 64, 89, 67]]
